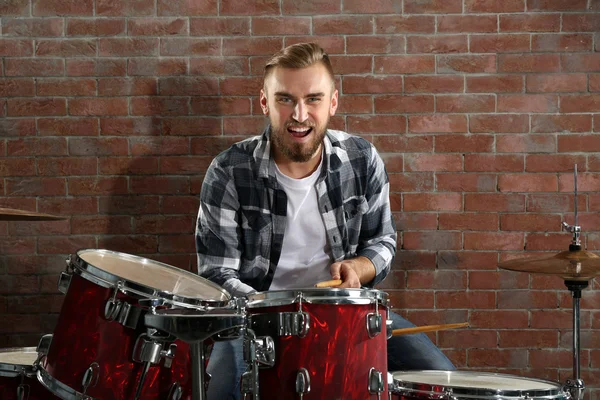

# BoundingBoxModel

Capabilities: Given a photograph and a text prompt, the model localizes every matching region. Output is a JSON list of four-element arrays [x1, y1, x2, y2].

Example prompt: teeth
[[288, 126, 310, 132]]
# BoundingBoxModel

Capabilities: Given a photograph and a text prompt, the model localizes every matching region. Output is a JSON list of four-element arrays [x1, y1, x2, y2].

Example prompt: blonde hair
[[263, 42, 335, 84]]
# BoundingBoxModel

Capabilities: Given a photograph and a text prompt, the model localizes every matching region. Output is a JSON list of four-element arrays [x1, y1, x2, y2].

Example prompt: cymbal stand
[[562, 164, 585, 400]]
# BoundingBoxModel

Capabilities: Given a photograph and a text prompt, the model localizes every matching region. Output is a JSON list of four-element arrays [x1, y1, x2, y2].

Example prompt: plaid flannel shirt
[[196, 127, 397, 297]]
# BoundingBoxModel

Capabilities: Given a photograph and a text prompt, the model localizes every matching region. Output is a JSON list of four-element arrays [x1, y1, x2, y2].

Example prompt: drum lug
[[244, 336, 275, 368], [160, 343, 177, 368], [167, 382, 183, 400], [367, 312, 382, 338], [57, 271, 72, 294], [386, 318, 393, 339], [36, 334, 53, 357], [133, 335, 164, 365], [104, 299, 123, 321], [17, 383, 30, 400], [295, 368, 311, 399], [368, 368, 384, 399], [81, 362, 100, 394]]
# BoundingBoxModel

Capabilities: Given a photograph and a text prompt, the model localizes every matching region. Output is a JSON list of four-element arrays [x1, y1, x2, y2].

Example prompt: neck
[[274, 146, 322, 179]]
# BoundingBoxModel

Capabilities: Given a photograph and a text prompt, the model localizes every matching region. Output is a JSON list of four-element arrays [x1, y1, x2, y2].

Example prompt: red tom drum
[[243, 288, 389, 400], [0, 347, 59, 400], [37, 249, 232, 400]]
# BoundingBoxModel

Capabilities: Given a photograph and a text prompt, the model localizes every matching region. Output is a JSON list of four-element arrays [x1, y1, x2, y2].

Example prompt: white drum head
[[0, 348, 37, 368], [75, 249, 230, 305]]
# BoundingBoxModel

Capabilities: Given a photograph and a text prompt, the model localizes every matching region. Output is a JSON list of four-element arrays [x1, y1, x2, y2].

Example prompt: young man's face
[[260, 62, 338, 163]]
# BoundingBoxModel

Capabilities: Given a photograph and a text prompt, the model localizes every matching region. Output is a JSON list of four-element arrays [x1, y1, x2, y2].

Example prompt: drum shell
[[247, 290, 388, 400], [40, 271, 193, 400], [0, 348, 60, 400]]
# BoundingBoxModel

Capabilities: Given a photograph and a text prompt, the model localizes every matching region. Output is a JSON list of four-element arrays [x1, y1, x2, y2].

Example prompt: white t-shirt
[[269, 159, 332, 290]]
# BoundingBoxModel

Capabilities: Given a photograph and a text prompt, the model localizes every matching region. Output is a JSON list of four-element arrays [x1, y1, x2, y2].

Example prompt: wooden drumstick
[[391, 322, 469, 336], [315, 279, 343, 288]]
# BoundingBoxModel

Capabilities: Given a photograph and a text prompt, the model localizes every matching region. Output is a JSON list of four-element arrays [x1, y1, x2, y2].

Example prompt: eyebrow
[[274, 91, 326, 99]]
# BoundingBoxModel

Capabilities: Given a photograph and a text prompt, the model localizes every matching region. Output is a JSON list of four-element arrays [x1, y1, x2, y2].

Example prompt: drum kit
[[0, 165, 598, 400]]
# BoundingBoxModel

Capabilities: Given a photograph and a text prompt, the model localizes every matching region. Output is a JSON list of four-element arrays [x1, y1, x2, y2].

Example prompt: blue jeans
[[206, 310, 455, 400]]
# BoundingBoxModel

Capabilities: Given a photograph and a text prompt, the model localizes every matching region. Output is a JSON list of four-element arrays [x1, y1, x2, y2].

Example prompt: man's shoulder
[[213, 134, 264, 169], [327, 129, 374, 154]]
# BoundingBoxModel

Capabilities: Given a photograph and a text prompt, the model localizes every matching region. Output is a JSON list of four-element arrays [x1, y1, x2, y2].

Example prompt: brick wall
[[1, 0, 600, 394]]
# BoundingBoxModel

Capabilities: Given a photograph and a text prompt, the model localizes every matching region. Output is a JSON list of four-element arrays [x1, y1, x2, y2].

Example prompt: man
[[196, 42, 454, 399]]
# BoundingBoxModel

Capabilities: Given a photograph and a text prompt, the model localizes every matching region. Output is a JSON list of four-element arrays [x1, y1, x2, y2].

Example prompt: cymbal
[[0, 207, 66, 221], [498, 250, 600, 281]]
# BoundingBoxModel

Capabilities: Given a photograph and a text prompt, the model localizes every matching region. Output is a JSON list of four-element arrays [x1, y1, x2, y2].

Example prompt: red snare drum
[[243, 288, 389, 400], [0, 347, 59, 400], [37, 249, 232, 400], [389, 371, 570, 400]]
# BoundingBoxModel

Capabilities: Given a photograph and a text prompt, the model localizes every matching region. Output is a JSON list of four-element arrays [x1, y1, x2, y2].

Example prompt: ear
[[260, 89, 269, 115], [329, 89, 339, 116]]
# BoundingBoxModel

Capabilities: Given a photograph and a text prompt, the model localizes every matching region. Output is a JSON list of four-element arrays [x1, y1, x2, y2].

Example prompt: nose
[[292, 101, 308, 123]]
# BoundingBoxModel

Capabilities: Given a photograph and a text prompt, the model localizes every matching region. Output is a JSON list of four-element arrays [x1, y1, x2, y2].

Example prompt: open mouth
[[287, 126, 313, 138]]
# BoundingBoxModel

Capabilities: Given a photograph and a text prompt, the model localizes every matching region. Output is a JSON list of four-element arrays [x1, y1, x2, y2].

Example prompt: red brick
[[527, 74, 587, 93], [534, 115, 592, 134], [497, 135, 555, 153], [191, 137, 241, 156], [343, 76, 403, 94], [438, 15, 497, 33], [160, 38, 220, 56], [189, 17, 249, 35], [440, 54, 498, 74], [500, 330, 559, 347], [35, 39, 96, 57], [470, 114, 529, 134], [133, 215, 193, 234], [68, 177, 128, 195], [439, 213, 498, 231], [5, 178, 66, 196], [465, 0, 524, 12], [0, 119, 36, 137], [0, 78, 35, 97], [528, 0, 588, 10], [131, 177, 189, 195], [499, 173, 557, 192], [471, 310, 529, 329], [466, 75, 524, 94], [403, 232, 462, 251], [559, 173, 600, 192], [403, 193, 462, 212], [3, 18, 63, 36], [465, 154, 523, 172], [563, 135, 600, 153], [69, 137, 128, 156], [499, 54, 559, 73], [313, 16, 372, 35], [375, 15, 434, 34], [500, 14, 560, 32], [498, 94, 558, 113], [374, 55, 434, 74], [469, 34, 530, 53], [69, 98, 128, 116], [440, 330, 498, 349], [465, 232, 525, 251], [346, 36, 405, 55], [348, 116, 406, 134], [438, 251, 498, 270], [533, 34, 592, 52], [130, 137, 189, 156], [251, 17, 311, 35], [98, 77, 157, 96], [0, 237, 37, 255], [528, 154, 587, 173], [591, 74, 600, 92], [67, 59, 126, 76], [409, 115, 467, 134], [470, 270, 527, 290], [38, 197, 98, 215], [527, 194, 583, 213], [374, 95, 434, 114], [130, 97, 189, 116], [501, 214, 561, 232], [437, 135, 495, 153], [163, 117, 221, 136], [67, 18, 126, 36], [99, 38, 158, 56], [158, 77, 218, 96], [465, 194, 526, 212], [161, 196, 199, 214], [404, 154, 463, 172], [407, 270, 466, 289], [437, 291, 496, 310], [560, 95, 600, 113], [388, 173, 434, 193], [388, 250, 435, 271], [561, 54, 600, 73], [382, 155, 403, 172], [531, 309, 576, 329], [0, 314, 41, 332], [5, 58, 64, 77], [404, 0, 461, 13], [436, 95, 495, 113], [99, 196, 160, 215], [96, 0, 155, 16], [128, 17, 188, 36], [0, 159, 36, 177], [191, 97, 251, 116], [531, 349, 578, 369], [394, 213, 437, 231], [157, 0, 217, 15], [407, 35, 468, 54], [33, 0, 93, 16], [0, 0, 29, 16], [190, 57, 248, 76], [37, 78, 96, 96], [38, 157, 97, 176], [99, 157, 159, 175], [159, 234, 195, 253], [336, 96, 372, 114], [437, 174, 496, 192], [97, 235, 159, 254], [220, 77, 262, 96], [344, 0, 402, 13], [222, 37, 282, 56], [387, 290, 433, 309], [526, 233, 571, 250], [38, 117, 98, 136], [405, 76, 464, 93], [7, 138, 67, 157], [128, 59, 187, 78], [7, 98, 66, 117], [562, 14, 600, 32], [282, 0, 339, 14]]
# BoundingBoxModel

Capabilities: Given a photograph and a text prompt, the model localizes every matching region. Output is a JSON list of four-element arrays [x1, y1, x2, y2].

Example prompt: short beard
[[271, 121, 328, 163]]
